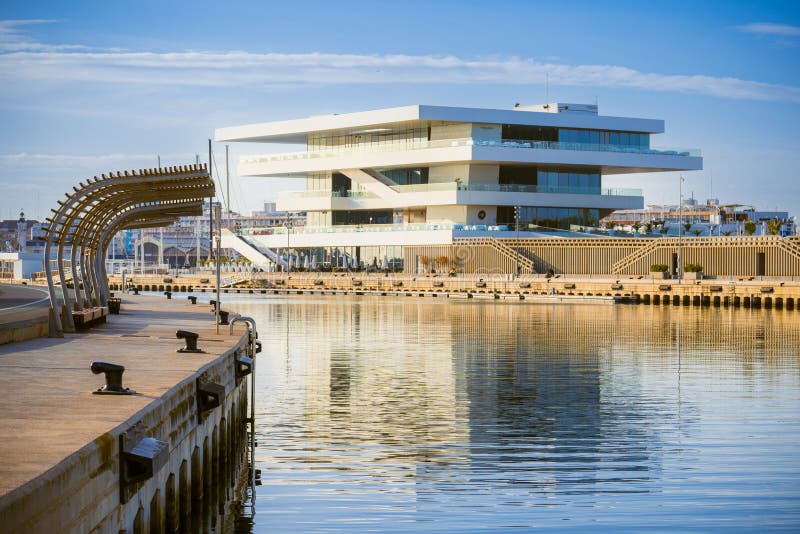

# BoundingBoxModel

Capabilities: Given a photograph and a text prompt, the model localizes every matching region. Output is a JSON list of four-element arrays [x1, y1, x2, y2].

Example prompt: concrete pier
[[0, 294, 252, 533], [108, 273, 800, 310]]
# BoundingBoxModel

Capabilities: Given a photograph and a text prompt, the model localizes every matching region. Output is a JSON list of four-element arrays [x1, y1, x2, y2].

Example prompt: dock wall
[[0, 320, 251, 533]]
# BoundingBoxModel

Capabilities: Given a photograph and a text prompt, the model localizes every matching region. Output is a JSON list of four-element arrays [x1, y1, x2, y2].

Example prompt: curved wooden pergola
[[43, 164, 214, 334]]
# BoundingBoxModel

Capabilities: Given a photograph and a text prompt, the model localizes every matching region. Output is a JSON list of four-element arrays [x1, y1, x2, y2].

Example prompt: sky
[[1, 0, 799, 221]]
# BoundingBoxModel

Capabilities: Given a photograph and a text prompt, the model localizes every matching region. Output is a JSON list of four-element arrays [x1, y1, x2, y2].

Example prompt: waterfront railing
[[278, 183, 642, 200], [244, 137, 701, 165]]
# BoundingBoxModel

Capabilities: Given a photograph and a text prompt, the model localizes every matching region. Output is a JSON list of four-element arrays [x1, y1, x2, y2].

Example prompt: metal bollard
[[188, 295, 197, 305], [218, 310, 230, 325], [164, 291, 172, 299], [91, 361, 136, 395], [176, 330, 204, 353]]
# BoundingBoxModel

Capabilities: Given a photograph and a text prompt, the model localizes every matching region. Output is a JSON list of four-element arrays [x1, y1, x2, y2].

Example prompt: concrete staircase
[[612, 239, 661, 274], [339, 169, 401, 201], [221, 229, 286, 270]]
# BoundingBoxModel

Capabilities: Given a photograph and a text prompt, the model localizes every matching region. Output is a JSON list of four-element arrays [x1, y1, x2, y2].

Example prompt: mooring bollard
[[209, 299, 218, 313], [218, 310, 230, 325], [108, 297, 122, 314], [90, 361, 136, 395], [188, 295, 197, 305], [176, 329, 204, 353], [164, 291, 172, 299]]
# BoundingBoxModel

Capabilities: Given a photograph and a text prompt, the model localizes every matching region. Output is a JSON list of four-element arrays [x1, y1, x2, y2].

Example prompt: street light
[[677, 175, 684, 281], [284, 214, 293, 277], [514, 206, 521, 277]]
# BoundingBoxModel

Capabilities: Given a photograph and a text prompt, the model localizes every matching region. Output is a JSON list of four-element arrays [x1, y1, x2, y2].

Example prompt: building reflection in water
[[225, 296, 800, 526]]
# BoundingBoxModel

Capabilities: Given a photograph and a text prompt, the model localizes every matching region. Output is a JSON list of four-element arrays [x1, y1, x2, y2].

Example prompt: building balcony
[[234, 221, 611, 249], [240, 138, 702, 177], [275, 182, 644, 212]]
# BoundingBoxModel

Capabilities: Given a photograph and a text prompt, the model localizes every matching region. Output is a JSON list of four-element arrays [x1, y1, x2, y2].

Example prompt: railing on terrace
[[278, 190, 377, 199], [392, 182, 642, 196], [242, 138, 701, 164], [235, 222, 602, 237], [278, 182, 642, 199]]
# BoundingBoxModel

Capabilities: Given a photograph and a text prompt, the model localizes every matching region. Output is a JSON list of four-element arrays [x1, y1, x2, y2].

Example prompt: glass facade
[[497, 206, 601, 230], [332, 210, 393, 225], [379, 167, 429, 186], [332, 172, 351, 195], [558, 128, 650, 149], [308, 126, 429, 152], [498, 166, 602, 194], [537, 169, 601, 193]]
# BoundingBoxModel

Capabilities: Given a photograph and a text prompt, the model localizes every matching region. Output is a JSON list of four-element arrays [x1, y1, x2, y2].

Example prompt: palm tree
[[767, 218, 783, 236]]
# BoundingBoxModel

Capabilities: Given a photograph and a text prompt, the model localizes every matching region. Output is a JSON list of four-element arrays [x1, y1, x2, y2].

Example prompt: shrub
[[744, 221, 756, 235], [684, 263, 703, 272], [650, 263, 668, 272]]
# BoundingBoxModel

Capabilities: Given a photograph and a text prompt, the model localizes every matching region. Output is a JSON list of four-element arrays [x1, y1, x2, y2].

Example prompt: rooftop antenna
[[546, 72, 550, 103], [157, 155, 161, 169], [710, 169, 713, 199]]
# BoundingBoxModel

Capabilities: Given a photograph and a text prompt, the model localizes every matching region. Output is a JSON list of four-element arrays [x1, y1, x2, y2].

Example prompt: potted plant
[[650, 263, 669, 279], [419, 255, 430, 273], [683, 263, 703, 280]]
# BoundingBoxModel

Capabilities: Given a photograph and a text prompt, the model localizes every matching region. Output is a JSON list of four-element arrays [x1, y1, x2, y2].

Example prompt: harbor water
[[225, 296, 800, 532]]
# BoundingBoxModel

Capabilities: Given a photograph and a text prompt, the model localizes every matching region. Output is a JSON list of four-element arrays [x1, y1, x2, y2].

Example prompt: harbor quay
[[107, 272, 800, 309], [0, 294, 254, 533]]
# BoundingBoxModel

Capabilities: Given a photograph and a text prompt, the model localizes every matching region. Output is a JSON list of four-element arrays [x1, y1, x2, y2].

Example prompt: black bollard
[[218, 310, 230, 325], [188, 295, 197, 305], [91, 361, 136, 395], [176, 330, 204, 353], [164, 291, 172, 299]]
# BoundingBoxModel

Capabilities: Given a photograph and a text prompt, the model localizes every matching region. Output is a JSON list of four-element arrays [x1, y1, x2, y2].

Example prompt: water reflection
[[223, 296, 800, 532]]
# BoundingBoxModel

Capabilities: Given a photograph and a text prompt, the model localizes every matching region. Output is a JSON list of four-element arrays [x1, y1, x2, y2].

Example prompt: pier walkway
[[0, 294, 250, 532]]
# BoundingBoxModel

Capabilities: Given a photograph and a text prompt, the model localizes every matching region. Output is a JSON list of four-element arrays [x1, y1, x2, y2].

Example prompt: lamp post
[[677, 175, 684, 281], [284, 214, 293, 277], [514, 206, 521, 277]]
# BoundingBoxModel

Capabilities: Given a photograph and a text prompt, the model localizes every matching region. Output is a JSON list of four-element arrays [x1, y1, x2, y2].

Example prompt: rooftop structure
[[215, 103, 702, 270]]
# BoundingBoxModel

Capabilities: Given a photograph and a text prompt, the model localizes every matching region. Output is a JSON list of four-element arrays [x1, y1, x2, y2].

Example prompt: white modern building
[[215, 103, 702, 269]]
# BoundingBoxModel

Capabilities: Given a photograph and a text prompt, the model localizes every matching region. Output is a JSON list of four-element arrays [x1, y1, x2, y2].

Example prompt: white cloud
[[0, 48, 798, 103], [1, 18, 798, 103], [736, 22, 800, 37]]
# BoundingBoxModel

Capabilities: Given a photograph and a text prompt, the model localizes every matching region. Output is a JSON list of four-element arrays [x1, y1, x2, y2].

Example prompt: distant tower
[[17, 210, 26, 253]]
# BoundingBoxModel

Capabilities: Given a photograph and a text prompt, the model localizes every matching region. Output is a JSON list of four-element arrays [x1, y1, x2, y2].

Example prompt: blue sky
[[1, 0, 799, 220]]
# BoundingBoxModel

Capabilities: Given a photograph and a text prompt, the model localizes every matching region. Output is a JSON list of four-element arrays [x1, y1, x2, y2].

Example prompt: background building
[[216, 103, 702, 270]]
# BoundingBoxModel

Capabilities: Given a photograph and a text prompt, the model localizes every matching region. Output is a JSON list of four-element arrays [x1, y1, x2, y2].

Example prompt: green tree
[[767, 218, 783, 236], [744, 221, 757, 235]]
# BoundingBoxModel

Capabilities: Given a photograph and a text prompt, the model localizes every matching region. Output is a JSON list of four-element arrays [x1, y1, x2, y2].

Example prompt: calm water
[[224, 296, 800, 532]]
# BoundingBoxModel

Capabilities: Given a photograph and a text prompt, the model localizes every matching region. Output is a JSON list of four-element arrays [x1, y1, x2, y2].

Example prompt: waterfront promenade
[[0, 294, 251, 532]]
